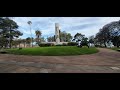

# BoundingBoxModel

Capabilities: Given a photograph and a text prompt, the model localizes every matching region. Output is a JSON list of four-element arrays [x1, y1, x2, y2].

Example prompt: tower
[[55, 23, 60, 44]]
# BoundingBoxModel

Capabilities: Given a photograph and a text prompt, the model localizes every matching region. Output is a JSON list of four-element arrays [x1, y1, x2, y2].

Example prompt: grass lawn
[[6, 46, 99, 56], [110, 47, 120, 51]]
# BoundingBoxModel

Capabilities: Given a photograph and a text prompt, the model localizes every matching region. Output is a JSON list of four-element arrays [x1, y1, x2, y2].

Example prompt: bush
[[117, 49, 120, 52], [19, 48, 22, 50], [95, 45, 99, 47], [95, 45, 104, 47], [39, 43, 55, 47], [55, 43, 68, 46], [51, 43, 55, 46], [0, 49, 8, 54], [55, 44, 63, 46], [68, 42, 78, 46], [62, 43, 68, 46]]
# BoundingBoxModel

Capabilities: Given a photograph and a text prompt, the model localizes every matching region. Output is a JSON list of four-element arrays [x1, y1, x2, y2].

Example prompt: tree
[[17, 39, 22, 48], [12, 31, 23, 48], [0, 17, 22, 48], [74, 33, 85, 42], [0, 36, 8, 48], [35, 30, 42, 45], [47, 36, 52, 42], [27, 21, 32, 47], [112, 36, 120, 47], [63, 31, 67, 42], [95, 20, 120, 47], [66, 33, 72, 42], [59, 31, 72, 42], [89, 35, 95, 44], [41, 37, 46, 42], [26, 37, 31, 47], [47, 35, 55, 42], [12, 39, 21, 48], [81, 37, 89, 46], [21, 39, 26, 48]]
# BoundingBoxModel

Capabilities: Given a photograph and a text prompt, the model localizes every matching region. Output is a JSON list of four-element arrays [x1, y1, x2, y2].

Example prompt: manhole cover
[[110, 67, 120, 70]]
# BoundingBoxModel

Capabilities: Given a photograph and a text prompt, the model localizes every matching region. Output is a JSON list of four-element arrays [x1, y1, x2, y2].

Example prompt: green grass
[[6, 46, 99, 56], [110, 47, 120, 51]]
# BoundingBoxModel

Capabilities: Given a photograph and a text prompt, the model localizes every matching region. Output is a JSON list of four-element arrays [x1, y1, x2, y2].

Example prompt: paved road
[[0, 48, 120, 73]]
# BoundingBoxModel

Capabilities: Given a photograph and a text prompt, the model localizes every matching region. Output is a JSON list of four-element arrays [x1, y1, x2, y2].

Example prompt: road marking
[[110, 67, 120, 70]]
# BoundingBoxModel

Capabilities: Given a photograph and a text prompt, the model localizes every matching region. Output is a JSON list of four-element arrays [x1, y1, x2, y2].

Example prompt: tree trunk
[[104, 41, 107, 47], [24, 42, 25, 48], [19, 43, 20, 48], [117, 43, 119, 48], [9, 26, 11, 48], [15, 44, 17, 48]]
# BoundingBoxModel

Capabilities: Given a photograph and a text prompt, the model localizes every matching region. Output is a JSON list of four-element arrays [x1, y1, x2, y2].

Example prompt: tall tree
[[17, 39, 22, 48], [81, 37, 89, 46], [59, 31, 72, 42], [27, 21, 32, 47], [35, 30, 42, 45], [74, 33, 85, 42], [0, 17, 22, 48], [47, 36, 53, 42], [95, 20, 120, 47], [21, 39, 26, 48], [26, 37, 31, 47], [41, 37, 46, 42], [66, 33, 72, 42], [89, 35, 95, 44]]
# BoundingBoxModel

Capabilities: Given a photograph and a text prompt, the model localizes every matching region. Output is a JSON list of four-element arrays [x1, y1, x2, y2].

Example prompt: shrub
[[51, 43, 55, 46], [0, 50, 8, 54], [56, 44, 63, 46], [68, 42, 78, 46], [19, 48, 22, 50], [95, 45, 106, 48], [55, 43, 68, 46], [39, 43, 55, 47], [95, 45, 98, 47], [62, 43, 68, 46], [117, 49, 120, 52]]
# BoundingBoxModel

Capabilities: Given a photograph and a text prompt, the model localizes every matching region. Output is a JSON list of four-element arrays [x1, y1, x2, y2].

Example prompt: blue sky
[[12, 17, 120, 39]]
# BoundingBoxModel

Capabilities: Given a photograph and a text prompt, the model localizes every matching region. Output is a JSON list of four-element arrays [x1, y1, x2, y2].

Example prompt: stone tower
[[55, 23, 60, 44]]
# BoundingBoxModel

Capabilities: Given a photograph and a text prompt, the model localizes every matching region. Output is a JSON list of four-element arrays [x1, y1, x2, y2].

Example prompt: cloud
[[12, 17, 120, 39], [69, 23, 96, 30]]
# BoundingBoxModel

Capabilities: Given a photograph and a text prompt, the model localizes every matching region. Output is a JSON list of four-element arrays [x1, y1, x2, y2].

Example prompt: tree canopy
[[0, 17, 23, 48], [95, 20, 120, 47]]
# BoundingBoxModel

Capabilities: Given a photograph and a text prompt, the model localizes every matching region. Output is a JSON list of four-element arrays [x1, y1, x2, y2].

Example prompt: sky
[[12, 17, 120, 39]]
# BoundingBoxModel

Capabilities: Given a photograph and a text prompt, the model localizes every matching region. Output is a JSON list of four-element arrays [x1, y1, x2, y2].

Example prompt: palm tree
[[27, 21, 32, 47], [35, 30, 42, 45], [17, 39, 22, 48], [26, 37, 31, 47], [21, 39, 26, 48]]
